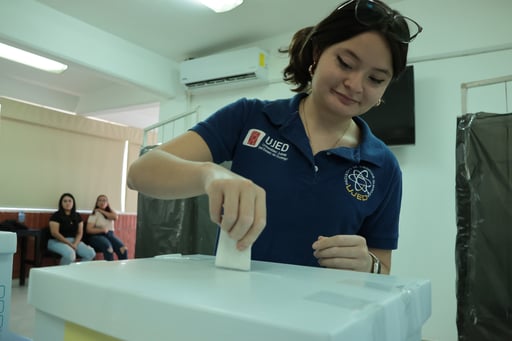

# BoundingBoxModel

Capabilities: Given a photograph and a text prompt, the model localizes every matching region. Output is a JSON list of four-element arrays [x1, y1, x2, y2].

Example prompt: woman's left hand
[[312, 235, 372, 272], [71, 241, 79, 250]]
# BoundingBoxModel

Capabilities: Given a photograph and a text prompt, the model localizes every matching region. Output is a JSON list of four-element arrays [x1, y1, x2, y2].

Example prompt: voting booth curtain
[[455, 112, 512, 341], [134, 145, 217, 258]]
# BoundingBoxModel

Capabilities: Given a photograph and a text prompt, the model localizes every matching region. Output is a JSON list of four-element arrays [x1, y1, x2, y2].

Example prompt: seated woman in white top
[[86, 194, 127, 261]]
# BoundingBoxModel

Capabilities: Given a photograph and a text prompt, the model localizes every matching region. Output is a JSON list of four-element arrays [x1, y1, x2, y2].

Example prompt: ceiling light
[[0, 42, 68, 74], [199, 0, 243, 13]]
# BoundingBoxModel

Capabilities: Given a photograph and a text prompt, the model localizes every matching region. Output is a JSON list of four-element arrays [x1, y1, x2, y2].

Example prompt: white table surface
[[28, 254, 431, 341]]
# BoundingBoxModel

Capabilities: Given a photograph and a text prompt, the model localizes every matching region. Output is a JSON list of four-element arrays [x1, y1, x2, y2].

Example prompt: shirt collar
[[261, 93, 306, 126], [261, 93, 389, 167]]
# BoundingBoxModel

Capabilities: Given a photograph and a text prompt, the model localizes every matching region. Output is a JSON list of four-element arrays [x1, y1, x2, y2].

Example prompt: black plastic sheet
[[134, 194, 217, 257], [455, 112, 512, 341], [134, 145, 217, 258]]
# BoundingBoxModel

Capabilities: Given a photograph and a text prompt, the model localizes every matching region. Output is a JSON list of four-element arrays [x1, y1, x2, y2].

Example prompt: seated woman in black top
[[48, 192, 96, 265]]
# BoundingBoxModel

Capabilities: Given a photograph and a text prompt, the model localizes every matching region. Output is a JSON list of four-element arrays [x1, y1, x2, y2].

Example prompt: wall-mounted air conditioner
[[179, 47, 269, 92]]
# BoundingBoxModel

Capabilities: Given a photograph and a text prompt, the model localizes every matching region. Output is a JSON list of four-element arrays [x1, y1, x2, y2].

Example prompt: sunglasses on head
[[338, 0, 423, 43]]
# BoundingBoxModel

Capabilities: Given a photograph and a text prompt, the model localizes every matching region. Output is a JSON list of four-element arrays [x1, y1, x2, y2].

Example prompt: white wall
[[393, 49, 512, 341], [158, 1, 512, 340]]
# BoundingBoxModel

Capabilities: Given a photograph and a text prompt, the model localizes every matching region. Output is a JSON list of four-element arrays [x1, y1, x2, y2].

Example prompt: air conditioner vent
[[180, 47, 268, 93], [185, 72, 257, 89]]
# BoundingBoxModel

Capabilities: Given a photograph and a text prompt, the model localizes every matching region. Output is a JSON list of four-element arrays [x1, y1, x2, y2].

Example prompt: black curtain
[[134, 145, 217, 258], [455, 112, 512, 341]]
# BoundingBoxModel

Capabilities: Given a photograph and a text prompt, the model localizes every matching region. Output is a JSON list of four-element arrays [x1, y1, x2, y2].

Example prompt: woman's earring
[[376, 99, 382, 106], [308, 62, 316, 77]]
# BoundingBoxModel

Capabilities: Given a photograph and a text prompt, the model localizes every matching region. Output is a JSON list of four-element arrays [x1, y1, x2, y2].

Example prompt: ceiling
[[0, 0, 401, 128]]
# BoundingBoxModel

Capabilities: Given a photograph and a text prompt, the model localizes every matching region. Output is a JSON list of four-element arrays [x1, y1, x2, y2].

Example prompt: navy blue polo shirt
[[190, 93, 402, 267]]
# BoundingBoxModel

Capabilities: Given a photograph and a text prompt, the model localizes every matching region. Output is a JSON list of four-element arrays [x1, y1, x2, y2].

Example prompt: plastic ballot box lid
[[0, 231, 17, 341], [28, 254, 431, 341]]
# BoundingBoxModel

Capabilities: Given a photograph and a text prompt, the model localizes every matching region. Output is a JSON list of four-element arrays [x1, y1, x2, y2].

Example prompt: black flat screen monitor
[[361, 65, 415, 146]]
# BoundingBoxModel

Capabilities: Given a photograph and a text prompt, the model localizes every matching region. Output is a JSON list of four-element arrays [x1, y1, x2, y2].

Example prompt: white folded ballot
[[215, 229, 251, 271]]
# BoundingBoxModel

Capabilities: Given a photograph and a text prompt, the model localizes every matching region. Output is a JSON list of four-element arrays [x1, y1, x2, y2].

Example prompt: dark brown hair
[[281, 0, 409, 92], [58, 192, 77, 214], [92, 194, 112, 216]]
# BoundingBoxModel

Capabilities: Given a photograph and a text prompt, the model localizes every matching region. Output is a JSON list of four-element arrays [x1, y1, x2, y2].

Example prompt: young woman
[[48, 193, 96, 265], [127, 0, 422, 274], [86, 194, 128, 261]]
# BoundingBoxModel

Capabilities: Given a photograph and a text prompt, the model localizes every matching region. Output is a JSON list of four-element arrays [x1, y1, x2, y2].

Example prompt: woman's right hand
[[128, 131, 267, 249], [202, 163, 266, 251]]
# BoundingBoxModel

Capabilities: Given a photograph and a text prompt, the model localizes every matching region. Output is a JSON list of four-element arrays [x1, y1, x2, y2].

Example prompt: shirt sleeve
[[87, 213, 97, 226], [49, 211, 61, 224], [359, 165, 402, 250], [75, 213, 83, 224], [189, 97, 261, 164]]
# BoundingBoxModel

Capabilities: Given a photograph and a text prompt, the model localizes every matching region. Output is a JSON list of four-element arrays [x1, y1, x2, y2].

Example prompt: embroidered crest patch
[[344, 166, 375, 201]]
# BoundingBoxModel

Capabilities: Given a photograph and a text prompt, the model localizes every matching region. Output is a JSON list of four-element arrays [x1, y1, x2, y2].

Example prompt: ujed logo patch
[[243, 129, 265, 148], [344, 166, 375, 201]]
